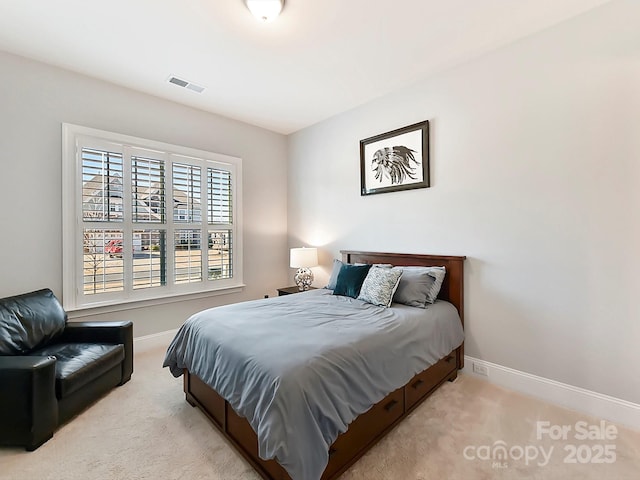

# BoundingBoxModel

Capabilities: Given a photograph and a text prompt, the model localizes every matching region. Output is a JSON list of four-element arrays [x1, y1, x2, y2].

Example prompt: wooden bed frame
[[183, 250, 466, 480]]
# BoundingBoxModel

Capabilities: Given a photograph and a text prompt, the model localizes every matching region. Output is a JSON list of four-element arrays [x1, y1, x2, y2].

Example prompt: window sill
[[66, 284, 245, 319]]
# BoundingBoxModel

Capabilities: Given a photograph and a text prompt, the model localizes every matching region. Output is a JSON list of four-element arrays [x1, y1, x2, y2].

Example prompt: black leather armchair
[[0, 289, 133, 450]]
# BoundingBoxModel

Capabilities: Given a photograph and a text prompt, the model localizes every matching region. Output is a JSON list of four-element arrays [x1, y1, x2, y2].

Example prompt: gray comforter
[[163, 289, 464, 480]]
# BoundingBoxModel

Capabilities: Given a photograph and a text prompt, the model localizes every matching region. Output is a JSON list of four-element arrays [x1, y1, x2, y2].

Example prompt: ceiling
[[0, 0, 612, 134]]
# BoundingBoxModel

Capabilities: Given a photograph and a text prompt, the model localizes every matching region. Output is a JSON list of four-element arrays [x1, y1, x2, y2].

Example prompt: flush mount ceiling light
[[244, 0, 284, 23]]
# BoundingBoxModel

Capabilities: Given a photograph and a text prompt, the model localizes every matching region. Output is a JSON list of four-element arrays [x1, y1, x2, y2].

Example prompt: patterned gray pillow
[[357, 267, 404, 307]]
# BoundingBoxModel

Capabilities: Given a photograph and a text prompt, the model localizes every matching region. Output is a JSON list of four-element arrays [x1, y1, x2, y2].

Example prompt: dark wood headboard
[[341, 250, 466, 366]]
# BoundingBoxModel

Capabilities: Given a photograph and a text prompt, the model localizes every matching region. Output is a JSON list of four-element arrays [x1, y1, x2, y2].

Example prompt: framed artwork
[[360, 120, 429, 196]]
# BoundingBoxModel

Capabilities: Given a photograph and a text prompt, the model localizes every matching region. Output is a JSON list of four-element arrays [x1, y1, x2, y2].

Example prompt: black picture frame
[[360, 120, 429, 196]]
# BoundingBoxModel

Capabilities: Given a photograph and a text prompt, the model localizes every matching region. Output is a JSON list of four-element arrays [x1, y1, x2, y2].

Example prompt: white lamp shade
[[245, 0, 284, 22], [290, 247, 318, 268]]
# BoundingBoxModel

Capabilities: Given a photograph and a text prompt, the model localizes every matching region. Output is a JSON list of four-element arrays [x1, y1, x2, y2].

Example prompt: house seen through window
[[63, 125, 242, 309]]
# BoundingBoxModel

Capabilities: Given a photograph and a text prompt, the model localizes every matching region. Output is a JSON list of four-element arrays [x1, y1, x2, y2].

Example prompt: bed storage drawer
[[404, 353, 456, 410], [322, 387, 404, 479], [187, 372, 226, 429], [226, 404, 290, 480]]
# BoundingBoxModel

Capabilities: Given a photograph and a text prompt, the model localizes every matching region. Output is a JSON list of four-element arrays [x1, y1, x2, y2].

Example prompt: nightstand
[[277, 286, 317, 296]]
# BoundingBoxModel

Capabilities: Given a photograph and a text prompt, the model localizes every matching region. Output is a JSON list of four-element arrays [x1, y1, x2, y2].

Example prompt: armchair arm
[[58, 321, 133, 384], [0, 356, 58, 450]]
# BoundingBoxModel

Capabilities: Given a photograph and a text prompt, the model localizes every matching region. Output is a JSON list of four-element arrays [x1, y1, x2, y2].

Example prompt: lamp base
[[294, 268, 314, 291]]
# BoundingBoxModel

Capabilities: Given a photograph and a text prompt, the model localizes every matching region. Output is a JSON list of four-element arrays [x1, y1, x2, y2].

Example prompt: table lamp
[[290, 247, 318, 291]]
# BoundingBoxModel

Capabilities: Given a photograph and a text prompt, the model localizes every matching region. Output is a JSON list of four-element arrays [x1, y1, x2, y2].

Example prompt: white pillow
[[325, 259, 343, 290], [357, 267, 403, 307]]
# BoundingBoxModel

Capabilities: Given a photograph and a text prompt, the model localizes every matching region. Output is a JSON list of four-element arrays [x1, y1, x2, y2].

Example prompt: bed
[[164, 250, 465, 480]]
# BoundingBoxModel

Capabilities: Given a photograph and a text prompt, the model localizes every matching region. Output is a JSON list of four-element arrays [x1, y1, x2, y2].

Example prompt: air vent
[[185, 83, 205, 93], [167, 76, 205, 94]]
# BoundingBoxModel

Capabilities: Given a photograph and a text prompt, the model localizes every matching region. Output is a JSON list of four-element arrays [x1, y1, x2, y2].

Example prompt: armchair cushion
[[0, 289, 67, 355], [58, 321, 134, 384], [30, 343, 125, 398]]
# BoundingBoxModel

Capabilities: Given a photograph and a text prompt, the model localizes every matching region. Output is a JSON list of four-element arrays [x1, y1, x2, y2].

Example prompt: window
[[63, 124, 243, 310]]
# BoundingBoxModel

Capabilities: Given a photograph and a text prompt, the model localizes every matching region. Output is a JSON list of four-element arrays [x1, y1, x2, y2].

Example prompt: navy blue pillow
[[332, 264, 372, 298]]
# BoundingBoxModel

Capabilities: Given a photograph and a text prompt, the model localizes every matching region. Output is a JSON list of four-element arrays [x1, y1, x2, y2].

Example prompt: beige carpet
[[2, 343, 639, 480]]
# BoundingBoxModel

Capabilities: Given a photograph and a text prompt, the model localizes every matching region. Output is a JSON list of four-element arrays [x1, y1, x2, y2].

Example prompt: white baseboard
[[463, 356, 640, 431], [133, 329, 178, 355]]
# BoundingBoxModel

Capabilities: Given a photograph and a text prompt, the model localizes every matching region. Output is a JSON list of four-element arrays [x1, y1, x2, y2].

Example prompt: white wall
[[288, 0, 640, 404], [0, 50, 289, 337]]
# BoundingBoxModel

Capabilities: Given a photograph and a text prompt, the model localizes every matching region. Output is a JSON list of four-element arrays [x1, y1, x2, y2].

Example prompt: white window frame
[[62, 124, 243, 311]]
